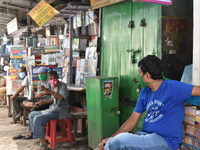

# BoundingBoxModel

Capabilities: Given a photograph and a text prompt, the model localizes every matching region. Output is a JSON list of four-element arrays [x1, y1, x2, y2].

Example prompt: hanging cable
[[109, 78, 138, 112]]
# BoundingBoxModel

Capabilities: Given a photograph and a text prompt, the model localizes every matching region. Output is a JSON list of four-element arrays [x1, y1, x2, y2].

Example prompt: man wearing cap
[[12, 66, 53, 140], [22, 66, 52, 112]]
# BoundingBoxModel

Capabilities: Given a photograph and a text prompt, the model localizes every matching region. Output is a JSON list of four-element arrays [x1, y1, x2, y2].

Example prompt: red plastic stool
[[45, 118, 74, 148]]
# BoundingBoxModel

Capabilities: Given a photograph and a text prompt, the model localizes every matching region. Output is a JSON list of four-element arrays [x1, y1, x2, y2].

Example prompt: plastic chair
[[45, 118, 74, 148]]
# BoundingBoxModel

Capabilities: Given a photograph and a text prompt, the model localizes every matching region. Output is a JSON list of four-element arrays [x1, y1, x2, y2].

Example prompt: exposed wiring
[[119, 78, 138, 106], [109, 78, 138, 112]]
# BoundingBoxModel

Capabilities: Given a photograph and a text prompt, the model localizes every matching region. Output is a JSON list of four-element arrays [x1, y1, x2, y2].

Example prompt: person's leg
[[33, 112, 59, 138], [12, 105, 20, 123], [12, 96, 28, 118], [32, 112, 59, 148], [28, 111, 42, 136], [0, 87, 6, 105], [104, 131, 171, 150]]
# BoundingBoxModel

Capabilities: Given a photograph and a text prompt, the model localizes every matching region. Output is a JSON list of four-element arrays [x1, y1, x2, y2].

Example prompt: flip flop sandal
[[10, 121, 20, 124], [39, 144, 49, 150], [34, 139, 40, 145], [22, 135, 33, 140], [13, 134, 25, 140]]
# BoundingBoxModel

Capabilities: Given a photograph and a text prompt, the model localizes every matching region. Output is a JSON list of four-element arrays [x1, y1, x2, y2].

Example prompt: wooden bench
[[70, 112, 87, 145]]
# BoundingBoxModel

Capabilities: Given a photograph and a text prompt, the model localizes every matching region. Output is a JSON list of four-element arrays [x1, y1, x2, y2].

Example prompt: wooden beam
[[2, 2, 31, 10], [46, 0, 57, 4]]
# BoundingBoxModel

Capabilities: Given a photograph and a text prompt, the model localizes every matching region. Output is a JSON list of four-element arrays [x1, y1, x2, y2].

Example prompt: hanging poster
[[133, 0, 172, 5], [76, 13, 82, 27], [28, 0, 60, 27], [162, 16, 191, 55], [102, 80, 114, 99], [85, 11, 90, 26]]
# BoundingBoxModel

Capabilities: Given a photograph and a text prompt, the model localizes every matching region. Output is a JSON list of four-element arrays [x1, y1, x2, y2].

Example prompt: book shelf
[[181, 143, 200, 150], [68, 9, 100, 87], [184, 121, 200, 129], [183, 96, 200, 149]]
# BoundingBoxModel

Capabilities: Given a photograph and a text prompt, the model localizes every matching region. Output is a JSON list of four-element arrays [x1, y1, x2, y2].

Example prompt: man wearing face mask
[[98, 55, 200, 150], [10, 66, 30, 124], [28, 71, 69, 149], [22, 66, 52, 112], [12, 66, 53, 140]]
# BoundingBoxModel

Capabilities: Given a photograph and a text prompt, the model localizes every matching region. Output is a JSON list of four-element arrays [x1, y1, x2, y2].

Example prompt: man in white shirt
[[10, 66, 30, 124]]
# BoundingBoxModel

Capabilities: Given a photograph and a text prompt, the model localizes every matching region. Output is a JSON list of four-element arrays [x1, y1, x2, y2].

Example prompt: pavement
[[0, 105, 195, 150], [0, 106, 89, 150]]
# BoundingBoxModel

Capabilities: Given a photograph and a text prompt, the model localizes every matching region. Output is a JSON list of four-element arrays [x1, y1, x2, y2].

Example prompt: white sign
[[7, 18, 18, 34]]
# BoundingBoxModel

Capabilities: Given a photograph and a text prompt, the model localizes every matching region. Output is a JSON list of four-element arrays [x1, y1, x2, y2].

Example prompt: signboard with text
[[90, 0, 127, 10], [28, 0, 60, 27], [133, 0, 172, 5], [7, 18, 18, 34]]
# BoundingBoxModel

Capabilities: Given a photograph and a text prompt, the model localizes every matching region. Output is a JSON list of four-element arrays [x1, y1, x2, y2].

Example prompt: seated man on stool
[[28, 71, 69, 150], [13, 66, 53, 140], [23, 66, 52, 112], [10, 66, 30, 124]]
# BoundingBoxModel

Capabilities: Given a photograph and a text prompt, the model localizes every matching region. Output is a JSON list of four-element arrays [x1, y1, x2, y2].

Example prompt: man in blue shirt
[[99, 55, 200, 150]]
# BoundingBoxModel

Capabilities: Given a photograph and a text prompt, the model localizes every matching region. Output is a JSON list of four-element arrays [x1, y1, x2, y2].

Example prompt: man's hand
[[35, 92, 44, 98], [99, 138, 109, 150], [23, 102, 35, 108], [10, 95, 15, 101], [35, 101, 43, 106], [39, 85, 48, 92]]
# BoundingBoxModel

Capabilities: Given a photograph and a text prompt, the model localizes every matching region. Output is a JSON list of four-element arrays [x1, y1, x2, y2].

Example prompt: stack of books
[[184, 106, 196, 124], [183, 125, 200, 148], [44, 46, 59, 53]]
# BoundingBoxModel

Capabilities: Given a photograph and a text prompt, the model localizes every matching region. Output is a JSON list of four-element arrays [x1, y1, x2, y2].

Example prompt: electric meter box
[[86, 76, 119, 149]]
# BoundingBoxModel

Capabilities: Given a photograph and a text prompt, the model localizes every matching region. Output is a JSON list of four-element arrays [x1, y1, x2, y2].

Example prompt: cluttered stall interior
[[0, 0, 100, 145]]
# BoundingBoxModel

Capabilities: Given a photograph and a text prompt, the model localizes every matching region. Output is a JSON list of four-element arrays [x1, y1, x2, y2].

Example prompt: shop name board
[[7, 18, 18, 34], [133, 0, 172, 5], [90, 0, 127, 10]]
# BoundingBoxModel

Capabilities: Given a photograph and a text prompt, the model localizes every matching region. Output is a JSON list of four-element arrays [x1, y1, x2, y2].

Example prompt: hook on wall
[[128, 21, 134, 28], [140, 18, 146, 27], [126, 49, 141, 64]]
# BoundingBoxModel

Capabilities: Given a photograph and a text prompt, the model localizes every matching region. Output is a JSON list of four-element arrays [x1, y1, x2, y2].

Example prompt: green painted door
[[101, 0, 161, 127]]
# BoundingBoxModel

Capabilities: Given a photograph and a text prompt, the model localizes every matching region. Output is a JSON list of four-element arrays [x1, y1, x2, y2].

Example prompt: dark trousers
[[12, 96, 27, 122], [31, 103, 51, 111]]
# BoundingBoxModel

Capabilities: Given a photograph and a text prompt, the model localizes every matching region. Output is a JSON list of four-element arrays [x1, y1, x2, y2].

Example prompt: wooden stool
[[70, 112, 87, 145], [20, 106, 31, 126], [45, 118, 73, 148]]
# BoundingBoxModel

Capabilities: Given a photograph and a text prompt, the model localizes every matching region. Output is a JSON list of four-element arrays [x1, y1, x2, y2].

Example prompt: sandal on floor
[[22, 135, 33, 140], [39, 144, 49, 150], [13, 134, 25, 140], [34, 139, 40, 145], [10, 121, 20, 124]]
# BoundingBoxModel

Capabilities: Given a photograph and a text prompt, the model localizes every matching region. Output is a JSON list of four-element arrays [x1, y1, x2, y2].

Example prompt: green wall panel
[[101, 0, 161, 129]]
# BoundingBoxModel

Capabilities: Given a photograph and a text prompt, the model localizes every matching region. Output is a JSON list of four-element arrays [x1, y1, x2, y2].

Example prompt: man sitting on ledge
[[98, 55, 200, 150]]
